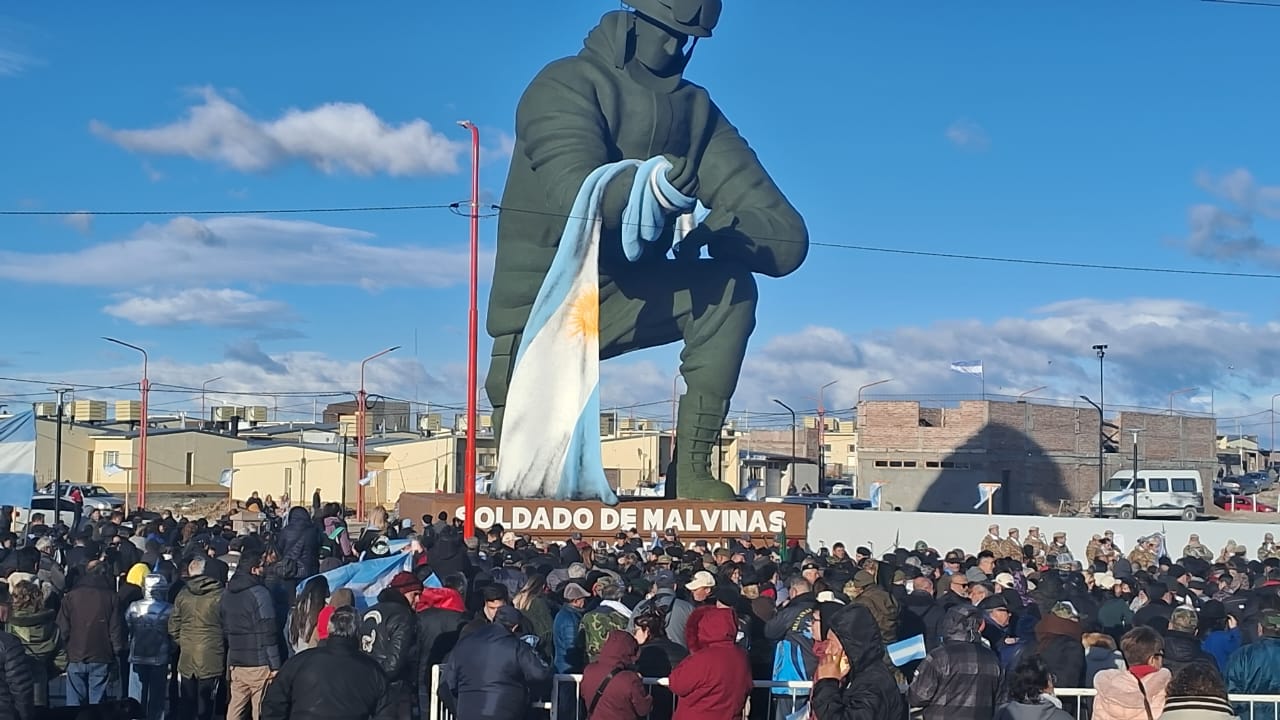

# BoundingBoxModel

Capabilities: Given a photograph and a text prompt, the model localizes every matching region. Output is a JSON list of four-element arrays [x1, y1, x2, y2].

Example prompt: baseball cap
[[964, 567, 988, 584], [654, 569, 677, 588], [913, 541, 929, 552], [686, 570, 716, 591], [801, 560, 821, 571], [978, 595, 1009, 611], [567, 562, 588, 579], [993, 572, 1016, 589]]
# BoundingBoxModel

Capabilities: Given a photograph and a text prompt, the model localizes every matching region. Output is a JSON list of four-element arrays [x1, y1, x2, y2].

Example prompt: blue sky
[[2, 1, 1279, 434]]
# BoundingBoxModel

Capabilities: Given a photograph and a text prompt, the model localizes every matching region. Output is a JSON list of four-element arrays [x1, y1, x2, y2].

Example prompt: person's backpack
[[321, 526, 345, 559]]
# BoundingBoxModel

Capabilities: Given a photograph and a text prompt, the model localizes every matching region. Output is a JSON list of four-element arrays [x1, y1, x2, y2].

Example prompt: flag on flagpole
[[359, 470, 377, 487], [869, 482, 883, 510], [974, 484, 999, 510], [218, 468, 238, 488], [950, 361, 984, 376]]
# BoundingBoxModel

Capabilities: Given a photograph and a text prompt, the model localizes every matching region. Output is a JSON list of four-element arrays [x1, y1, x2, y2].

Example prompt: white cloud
[[0, 215, 478, 290], [945, 119, 990, 152], [103, 288, 292, 328], [90, 87, 468, 177], [62, 212, 92, 235], [0, 48, 33, 77]]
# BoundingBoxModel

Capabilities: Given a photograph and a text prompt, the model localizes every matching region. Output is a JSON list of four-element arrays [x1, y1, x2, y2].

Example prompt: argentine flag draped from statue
[[491, 157, 705, 505]]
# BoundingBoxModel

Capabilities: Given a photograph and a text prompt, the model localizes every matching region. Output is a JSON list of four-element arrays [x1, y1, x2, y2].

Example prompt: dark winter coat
[[0, 631, 33, 720], [425, 532, 471, 581], [438, 622, 552, 720], [580, 631, 652, 720], [169, 574, 224, 680], [764, 591, 817, 692], [810, 603, 906, 720], [902, 590, 946, 650], [278, 507, 320, 581], [56, 570, 124, 664], [1035, 615, 1085, 689], [908, 639, 1002, 720], [361, 592, 417, 683], [488, 10, 808, 338], [637, 638, 688, 720], [415, 588, 467, 672], [1161, 630, 1218, 677], [260, 638, 391, 720], [222, 570, 282, 670], [668, 607, 752, 720]]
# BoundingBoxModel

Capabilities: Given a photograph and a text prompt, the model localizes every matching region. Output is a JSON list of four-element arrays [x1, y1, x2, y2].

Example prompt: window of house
[[874, 460, 888, 467], [903, 461, 917, 468], [1172, 478, 1196, 493], [821, 444, 831, 452], [184, 452, 195, 486], [889, 460, 903, 467], [847, 444, 856, 452], [926, 461, 940, 468], [103, 450, 119, 469]]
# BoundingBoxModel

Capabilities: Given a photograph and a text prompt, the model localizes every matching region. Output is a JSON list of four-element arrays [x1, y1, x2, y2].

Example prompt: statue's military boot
[[675, 392, 737, 501]]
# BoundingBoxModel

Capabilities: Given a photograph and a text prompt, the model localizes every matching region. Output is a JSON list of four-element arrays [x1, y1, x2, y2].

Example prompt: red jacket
[[580, 630, 653, 720], [668, 607, 751, 720], [416, 587, 466, 613]]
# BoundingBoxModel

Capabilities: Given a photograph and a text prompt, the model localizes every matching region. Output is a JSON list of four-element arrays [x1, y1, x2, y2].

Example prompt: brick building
[[856, 399, 1217, 515]]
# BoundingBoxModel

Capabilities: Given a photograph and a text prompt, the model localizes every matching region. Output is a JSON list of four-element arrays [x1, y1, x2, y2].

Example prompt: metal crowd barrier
[[429, 666, 1280, 720]]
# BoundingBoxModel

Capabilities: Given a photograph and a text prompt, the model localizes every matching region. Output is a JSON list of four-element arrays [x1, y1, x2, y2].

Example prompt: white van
[[1088, 470, 1205, 521]]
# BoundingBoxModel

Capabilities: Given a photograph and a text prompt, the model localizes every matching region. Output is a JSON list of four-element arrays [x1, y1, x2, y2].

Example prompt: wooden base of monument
[[397, 492, 808, 545]]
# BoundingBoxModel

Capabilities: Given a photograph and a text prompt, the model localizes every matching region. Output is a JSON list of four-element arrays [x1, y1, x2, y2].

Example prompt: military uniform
[[980, 534, 1004, 556], [487, 5, 806, 500], [1001, 533, 1024, 561], [1183, 542, 1213, 562], [1128, 546, 1157, 571], [1259, 540, 1279, 561], [1025, 531, 1048, 559], [1085, 536, 1103, 564]]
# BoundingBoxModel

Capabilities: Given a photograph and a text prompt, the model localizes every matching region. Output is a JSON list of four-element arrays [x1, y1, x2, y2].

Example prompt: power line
[[0, 202, 459, 217], [1201, 0, 1280, 7]]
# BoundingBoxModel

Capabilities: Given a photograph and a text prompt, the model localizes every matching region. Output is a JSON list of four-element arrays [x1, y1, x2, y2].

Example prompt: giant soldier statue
[[487, 0, 808, 501]]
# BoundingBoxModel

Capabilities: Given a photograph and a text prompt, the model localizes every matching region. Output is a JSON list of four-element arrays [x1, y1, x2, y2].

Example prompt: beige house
[[601, 433, 668, 492], [36, 420, 246, 496], [231, 443, 387, 508]]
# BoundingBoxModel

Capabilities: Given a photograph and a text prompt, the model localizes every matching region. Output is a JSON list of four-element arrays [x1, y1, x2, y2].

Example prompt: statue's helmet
[[628, 0, 722, 38]]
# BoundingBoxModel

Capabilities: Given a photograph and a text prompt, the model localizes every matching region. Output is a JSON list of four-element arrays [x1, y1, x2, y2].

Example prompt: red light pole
[[457, 120, 480, 539], [357, 345, 400, 520], [103, 337, 149, 509]]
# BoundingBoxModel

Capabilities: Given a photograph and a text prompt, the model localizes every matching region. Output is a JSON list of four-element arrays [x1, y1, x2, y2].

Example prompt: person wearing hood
[[1162, 661, 1238, 719], [5, 580, 64, 708], [277, 506, 319, 583], [668, 606, 752, 720], [908, 604, 1002, 720], [125, 573, 174, 720], [415, 575, 469, 710], [580, 630, 653, 720], [1226, 600, 1280, 719], [170, 556, 224, 720], [995, 654, 1073, 720], [261, 606, 391, 720], [1092, 626, 1171, 720], [1082, 633, 1125, 688], [56, 560, 124, 706], [1034, 602, 1085, 689], [844, 570, 898, 646], [810, 603, 905, 720], [222, 549, 283, 720]]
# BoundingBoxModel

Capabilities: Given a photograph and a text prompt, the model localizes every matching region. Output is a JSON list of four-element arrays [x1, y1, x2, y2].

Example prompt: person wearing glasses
[[1092, 626, 1171, 720]]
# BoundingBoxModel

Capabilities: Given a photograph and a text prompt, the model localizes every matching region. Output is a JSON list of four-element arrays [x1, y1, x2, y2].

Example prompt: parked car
[[1240, 472, 1273, 491], [1214, 491, 1277, 513], [34, 483, 124, 511], [1215, 477, 1243, 493]]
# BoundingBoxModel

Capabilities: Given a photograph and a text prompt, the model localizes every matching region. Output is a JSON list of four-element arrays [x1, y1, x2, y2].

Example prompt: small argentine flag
[[887, 635, 927, 666], [869, 482, 883, 510], [974, 484, 999, 510], [950, 360, 983, 376], [218, 468, 238, 488]]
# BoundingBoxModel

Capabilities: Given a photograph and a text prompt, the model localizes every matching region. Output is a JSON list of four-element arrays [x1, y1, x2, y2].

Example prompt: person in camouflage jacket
[[581, 578, 631, 664]]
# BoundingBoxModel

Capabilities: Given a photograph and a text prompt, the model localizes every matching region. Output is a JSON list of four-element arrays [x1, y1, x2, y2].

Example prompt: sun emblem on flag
[[567, 287, 600, 339]]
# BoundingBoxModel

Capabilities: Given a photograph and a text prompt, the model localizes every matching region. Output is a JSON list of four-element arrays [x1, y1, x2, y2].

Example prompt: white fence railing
[[428, 666, 1280, 720]]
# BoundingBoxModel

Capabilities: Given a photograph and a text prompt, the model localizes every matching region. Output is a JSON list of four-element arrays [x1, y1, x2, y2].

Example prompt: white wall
[[808, 508, 1280, 559]]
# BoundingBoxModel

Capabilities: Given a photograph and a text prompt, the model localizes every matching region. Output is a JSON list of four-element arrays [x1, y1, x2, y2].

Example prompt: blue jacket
[[1227, 636, 1280, 720], [1203, 628, 1241, 675], [765, 593, 817, 696], [439, 623, 552, 720], [553, 604, 585, 674]]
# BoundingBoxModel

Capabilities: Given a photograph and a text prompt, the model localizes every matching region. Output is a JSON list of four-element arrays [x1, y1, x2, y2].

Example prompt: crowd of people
[[0, 494, 1279, 720]]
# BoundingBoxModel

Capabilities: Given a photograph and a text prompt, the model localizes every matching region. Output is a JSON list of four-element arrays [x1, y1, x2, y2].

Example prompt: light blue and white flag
[[974, 484, 999, 510], [888, 635, 927, 666], [0, 412, 36, 508], [950, 360, 984, 376], [491, 157, 701, 505], [869, 482, 883, 510], [218, 468, 237, 488], [296, 552, 417, 612]]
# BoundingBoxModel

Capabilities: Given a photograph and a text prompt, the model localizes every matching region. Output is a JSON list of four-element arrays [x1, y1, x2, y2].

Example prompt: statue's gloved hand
[[664, 153, 700, 200]]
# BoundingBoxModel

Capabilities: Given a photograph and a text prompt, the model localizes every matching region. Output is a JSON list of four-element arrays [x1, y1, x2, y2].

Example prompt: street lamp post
[[201, 376, 223, 426], [1168, 387, 1197, 415], [856, 378, 893, 407], [1272, 393, 1280, 464], [772, 399, 796, 490], [102, 337, 149, 509], [1130, 429, 1144, 520], [1081, 395, 1105, 518], [49, 387, 72, 513], [358, 345, 400, 520], [817, 380, 838, 483]]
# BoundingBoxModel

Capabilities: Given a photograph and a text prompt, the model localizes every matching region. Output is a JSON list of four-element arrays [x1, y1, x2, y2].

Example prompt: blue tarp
[[0, 412, 36, 509]]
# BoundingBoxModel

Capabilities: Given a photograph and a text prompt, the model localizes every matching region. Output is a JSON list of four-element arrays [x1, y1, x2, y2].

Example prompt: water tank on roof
[[73, 400, 107, 422], [245, 406, 268, 423], [115, 400, 142, 422]]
